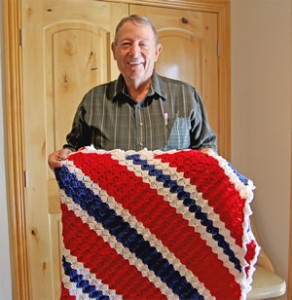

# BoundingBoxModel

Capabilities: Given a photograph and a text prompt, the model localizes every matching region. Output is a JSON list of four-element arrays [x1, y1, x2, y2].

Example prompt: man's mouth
[[128, 62, 144, 65]]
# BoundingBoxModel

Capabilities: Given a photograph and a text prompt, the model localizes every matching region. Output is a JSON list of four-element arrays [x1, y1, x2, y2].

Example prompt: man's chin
[[126, 72, 144, 80]]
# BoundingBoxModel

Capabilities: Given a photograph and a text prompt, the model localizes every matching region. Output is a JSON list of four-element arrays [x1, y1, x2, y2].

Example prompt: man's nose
[[129, 43, 141, 56]]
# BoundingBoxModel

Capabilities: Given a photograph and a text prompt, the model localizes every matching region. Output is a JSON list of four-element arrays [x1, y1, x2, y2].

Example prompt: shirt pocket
[[163, 116, 191, 150]]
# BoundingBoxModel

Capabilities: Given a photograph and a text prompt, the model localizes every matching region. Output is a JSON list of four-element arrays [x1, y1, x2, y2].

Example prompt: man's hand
[[48, 148, 72, 170], [200, 148, 215, 155]]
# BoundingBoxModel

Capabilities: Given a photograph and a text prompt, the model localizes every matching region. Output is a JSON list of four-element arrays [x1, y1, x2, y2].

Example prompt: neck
[[125, 79, 151, 103]]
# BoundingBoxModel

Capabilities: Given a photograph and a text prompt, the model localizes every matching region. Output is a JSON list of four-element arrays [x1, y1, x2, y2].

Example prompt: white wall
[[231, 0, 291, 299], [0, 1, 13, 299]]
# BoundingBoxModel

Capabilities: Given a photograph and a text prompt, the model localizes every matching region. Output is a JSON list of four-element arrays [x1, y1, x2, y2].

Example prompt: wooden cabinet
[[4, 0, 230, 299]]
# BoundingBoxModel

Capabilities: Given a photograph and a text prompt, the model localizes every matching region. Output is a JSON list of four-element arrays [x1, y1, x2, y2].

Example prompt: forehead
[[116, 21, 155, 41]]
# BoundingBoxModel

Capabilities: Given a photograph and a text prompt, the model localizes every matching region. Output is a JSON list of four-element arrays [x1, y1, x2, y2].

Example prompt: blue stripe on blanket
[[126, 154, 242, 272], [55, 166, 204, 300]]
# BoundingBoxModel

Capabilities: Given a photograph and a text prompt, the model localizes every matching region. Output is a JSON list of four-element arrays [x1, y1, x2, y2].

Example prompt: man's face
[[111, 21, 162, 86]]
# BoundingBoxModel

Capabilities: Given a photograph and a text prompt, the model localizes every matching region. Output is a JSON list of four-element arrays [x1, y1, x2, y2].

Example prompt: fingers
[[48, 148, 72, 170], [58, 148, 72, 160], [200, 148, 214, 155]]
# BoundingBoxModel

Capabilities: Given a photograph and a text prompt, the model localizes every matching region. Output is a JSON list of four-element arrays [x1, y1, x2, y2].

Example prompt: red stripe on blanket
[[60, 283, 75, 299], [68, 152, 241, 299], [62, 204, 167, 300], [156, 151, 245, 247], [245, 240, 258, 275]]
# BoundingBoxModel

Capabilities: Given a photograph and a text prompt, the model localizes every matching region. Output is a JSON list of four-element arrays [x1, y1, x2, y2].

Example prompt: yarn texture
[[55, 147, 260, 300]]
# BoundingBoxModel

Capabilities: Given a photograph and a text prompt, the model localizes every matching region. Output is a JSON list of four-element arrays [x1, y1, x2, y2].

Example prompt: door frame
[[3, 0, 231, 298], [3, 1, 31, 299]]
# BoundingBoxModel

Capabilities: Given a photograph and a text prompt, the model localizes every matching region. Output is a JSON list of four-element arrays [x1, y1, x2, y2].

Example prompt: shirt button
[[139, 142, 144, 147], [139, 122, 143, 127]]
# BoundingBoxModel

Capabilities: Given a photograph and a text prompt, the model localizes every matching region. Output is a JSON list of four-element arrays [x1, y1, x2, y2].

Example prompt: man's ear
[[111, 42, 117, 60], [155, 43, 163, 61]]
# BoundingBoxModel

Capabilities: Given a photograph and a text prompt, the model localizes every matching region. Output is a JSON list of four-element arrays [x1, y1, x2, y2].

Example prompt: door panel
[[130, 5, 219, 141], [22, 1, 128, 298], [47, 24, 109, 150]]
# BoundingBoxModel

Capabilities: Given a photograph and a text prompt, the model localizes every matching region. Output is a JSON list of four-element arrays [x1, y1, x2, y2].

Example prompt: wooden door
[[130, 5, 219, 144], [21, 0, 128, 298], [20, 1, 228, 299], [5, 0, 230, 298]]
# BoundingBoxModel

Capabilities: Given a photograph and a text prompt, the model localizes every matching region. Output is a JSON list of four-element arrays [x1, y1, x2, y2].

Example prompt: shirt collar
[[112, 71, 166, 101], [150, 71, 167, 100]]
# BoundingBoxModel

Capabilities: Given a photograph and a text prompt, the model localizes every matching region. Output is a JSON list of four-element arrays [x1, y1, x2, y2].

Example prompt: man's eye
[[121, 42, 131, 47], [140, 43, 150, 48]]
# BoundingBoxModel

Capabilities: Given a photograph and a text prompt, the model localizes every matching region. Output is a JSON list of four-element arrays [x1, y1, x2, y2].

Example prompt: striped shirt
[[64, 72, 217, 152]]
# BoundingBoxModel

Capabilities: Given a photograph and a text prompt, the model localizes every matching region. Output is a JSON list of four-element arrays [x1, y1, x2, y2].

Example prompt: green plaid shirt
[[64, 72, 217, 152]]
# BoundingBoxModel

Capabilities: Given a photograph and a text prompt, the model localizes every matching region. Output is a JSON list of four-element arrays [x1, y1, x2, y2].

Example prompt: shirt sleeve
[[63, 101, 92, 152], [190, 90, 218, 153]]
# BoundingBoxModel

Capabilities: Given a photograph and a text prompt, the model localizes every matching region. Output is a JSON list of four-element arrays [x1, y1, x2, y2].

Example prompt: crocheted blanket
[[55, 147, 260, 300]]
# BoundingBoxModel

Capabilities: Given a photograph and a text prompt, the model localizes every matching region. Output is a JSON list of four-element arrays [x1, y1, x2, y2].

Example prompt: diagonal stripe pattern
[[55, 147, 260, 300]]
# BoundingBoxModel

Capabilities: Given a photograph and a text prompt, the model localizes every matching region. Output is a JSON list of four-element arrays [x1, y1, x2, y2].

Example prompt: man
[[48, 15, 217, 169]]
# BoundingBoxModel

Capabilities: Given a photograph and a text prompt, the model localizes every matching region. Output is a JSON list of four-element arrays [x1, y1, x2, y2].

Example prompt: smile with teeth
[[128, 62, 144, 65]]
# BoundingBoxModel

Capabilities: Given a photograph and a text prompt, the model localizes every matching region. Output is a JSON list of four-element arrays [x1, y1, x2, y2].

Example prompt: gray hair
[[114, 15, 159, 45]]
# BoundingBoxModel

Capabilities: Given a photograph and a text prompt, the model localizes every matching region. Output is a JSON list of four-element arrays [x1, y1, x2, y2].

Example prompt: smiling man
[[111, 16, 162, 101], [48, 15, 217, 169]]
